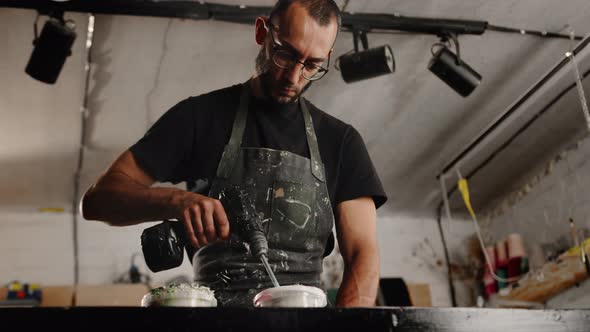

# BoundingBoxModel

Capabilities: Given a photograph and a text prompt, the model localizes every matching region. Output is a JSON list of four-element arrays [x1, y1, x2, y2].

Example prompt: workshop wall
[[0, 207, 476, 307], [484, 135, 590, 308], [376, 213, 476, 307], [0, 8, 478, 307], [0, 211, 195, 288]]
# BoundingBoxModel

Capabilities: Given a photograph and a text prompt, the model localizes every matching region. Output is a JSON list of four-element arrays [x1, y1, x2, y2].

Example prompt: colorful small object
[[4, 281, 42, 302]]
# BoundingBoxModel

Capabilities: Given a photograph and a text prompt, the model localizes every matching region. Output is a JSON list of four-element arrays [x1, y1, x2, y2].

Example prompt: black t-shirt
[[130, 83, 387, 212]]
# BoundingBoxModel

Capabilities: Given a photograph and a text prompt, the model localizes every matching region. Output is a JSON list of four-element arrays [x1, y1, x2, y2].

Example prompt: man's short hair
[[269, 0, 342, 31]]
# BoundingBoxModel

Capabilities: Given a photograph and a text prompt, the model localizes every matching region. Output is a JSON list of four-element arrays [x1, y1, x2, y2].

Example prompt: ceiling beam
[[0, 0, 488, 35]]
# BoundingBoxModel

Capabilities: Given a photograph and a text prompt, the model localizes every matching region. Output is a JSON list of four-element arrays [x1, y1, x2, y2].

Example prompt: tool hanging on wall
[[440, 167, 521, 285], [455, 168, 521, 284]]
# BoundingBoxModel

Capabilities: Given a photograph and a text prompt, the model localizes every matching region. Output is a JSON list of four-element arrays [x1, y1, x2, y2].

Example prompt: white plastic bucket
[[141, 283, 217, 307], [253, 285, 327, 308]]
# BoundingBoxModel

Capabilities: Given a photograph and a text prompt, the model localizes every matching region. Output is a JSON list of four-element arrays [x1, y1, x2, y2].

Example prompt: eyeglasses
[[266, 22, 330, 81]]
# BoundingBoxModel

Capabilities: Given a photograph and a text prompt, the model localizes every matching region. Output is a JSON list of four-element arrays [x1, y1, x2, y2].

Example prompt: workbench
[[0, 307, 588, 331]]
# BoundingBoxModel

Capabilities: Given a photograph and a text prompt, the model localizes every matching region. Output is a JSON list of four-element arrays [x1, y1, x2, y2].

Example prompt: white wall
[[377, 212, 477, 307], [485, 136, 590, 261], [0, 210, 195, 288], [0, 211, 74, 285]]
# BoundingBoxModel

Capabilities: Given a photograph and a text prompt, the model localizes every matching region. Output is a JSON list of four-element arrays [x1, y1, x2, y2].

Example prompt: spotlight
[[428, 35, 481, 97], [25, 12, 77, 84], [337, 29, 395, 83]]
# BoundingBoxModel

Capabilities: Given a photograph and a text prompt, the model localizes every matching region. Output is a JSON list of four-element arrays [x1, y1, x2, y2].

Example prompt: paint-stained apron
[[192, 82, 335, 307]]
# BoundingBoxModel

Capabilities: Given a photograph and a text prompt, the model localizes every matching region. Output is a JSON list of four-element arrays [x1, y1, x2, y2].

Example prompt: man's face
[[255, 3, 338, 104]]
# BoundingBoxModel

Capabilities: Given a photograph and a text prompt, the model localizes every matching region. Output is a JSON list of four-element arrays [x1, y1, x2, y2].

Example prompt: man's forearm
[[335, 250, 380, 307], [82, 172, 184, 226]]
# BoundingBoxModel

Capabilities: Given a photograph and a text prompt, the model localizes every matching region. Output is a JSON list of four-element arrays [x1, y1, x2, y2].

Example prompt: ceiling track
[[0, 0, 487, 36]]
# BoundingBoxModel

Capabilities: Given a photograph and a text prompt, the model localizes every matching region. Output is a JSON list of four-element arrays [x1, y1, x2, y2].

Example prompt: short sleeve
[[336, 126, 388, 209], [129, 98, 194, 183]]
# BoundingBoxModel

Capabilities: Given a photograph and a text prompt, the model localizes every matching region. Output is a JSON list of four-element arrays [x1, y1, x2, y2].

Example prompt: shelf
[[497, 255, 589, 304], [0, 299, 40, 307]]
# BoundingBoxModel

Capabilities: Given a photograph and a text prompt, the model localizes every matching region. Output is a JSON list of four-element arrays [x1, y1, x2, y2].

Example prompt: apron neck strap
[[300, 97, 325, 182], [227, 82, 251, 149], [215, 82, 250, 178], [216, 81, 325, 183]]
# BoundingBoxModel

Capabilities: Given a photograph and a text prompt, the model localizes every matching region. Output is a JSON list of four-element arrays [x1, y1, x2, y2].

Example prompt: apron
[[192, 82, 335, 307]]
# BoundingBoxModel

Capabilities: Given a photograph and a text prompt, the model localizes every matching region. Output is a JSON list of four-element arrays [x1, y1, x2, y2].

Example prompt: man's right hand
[[172, 191, 230, 248], [82, 150, 231, 246]]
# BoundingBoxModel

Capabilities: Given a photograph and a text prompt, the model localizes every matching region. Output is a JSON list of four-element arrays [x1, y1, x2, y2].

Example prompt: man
[[82, 0, 387, 307]]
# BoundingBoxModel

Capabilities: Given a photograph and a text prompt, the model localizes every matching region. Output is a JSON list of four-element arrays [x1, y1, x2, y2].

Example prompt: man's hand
[[82, 149, 232, 248], [82, 150, 232, 250], [171, 191, 230, 248]]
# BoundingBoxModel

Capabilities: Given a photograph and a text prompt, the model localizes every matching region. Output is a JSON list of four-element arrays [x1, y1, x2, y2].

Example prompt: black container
[[25, 18, 77, 84], [428, 46, 481, 97], [339, 45, 395, 83], [141, 220, 187, 273]]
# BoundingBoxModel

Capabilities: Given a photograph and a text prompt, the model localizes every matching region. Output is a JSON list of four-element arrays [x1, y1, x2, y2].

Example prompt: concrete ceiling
[[1, 0, 590, 216]]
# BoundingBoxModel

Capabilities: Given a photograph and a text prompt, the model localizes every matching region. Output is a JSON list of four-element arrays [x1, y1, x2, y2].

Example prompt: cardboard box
[[1, 284, 149, 307], [41, 286, 74, 307], [74, 284, 149, 306], [407, 283, 432, 307]]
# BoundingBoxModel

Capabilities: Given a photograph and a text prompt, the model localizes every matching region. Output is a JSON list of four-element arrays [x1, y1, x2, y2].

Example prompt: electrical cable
[[448, 33, 461, 63], [487, 24, 584, 40], [32, 13, 40, 41], [436, 201, 457, 307], [344, 23, 585, 41]]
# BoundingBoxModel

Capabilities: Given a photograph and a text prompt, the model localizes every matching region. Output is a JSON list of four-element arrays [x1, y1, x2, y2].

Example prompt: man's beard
[[255, 46, 312, 104]]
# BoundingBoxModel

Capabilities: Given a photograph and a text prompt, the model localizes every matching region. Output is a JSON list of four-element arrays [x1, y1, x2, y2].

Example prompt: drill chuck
[[247, 230, 269, 258]]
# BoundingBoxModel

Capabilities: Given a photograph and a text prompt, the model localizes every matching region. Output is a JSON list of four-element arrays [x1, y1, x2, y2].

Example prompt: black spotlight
[[25, 12, 77, 84], [337, 29, 395, 83], [428, 35, 481, 97]]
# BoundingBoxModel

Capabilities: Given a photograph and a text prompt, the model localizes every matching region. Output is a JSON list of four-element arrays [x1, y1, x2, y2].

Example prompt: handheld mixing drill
[[219, 187, 280, 288]]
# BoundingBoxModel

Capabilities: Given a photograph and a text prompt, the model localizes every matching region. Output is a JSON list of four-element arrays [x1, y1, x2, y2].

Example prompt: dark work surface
[[0, 307, 589, 331]]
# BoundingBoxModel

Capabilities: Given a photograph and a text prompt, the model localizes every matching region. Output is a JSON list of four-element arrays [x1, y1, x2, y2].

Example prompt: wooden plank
[[498, 256, 588, 303], [75, 284, 149, 306]]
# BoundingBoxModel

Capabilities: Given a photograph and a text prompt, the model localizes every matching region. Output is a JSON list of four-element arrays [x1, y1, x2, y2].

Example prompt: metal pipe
[[341, 12, 487, 35], [0, 0, 488, 36], [0, 0, 210, 20], [441, 65, 590, 201], [71, 13, 95, 285], [438, 35, 590, 195], [437, 202, 457, 307]]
